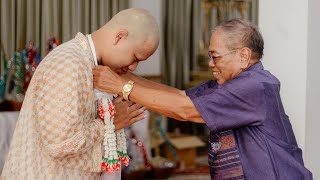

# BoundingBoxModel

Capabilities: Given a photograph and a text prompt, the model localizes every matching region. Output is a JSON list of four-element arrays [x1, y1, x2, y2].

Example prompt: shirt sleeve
[[36, 58, 104, 172], [185, 80, 212, 97], [187, 75, 267, 133]]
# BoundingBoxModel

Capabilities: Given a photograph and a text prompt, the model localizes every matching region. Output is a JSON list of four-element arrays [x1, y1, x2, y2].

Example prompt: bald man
[[1, 8, 159, 179]]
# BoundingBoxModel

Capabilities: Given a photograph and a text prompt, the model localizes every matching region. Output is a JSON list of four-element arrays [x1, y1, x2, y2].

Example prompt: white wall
[[129, 0, 162, 76], [305, 0, 320, 178], [259, 0, 308, 152], [259, 0, 320, 178]]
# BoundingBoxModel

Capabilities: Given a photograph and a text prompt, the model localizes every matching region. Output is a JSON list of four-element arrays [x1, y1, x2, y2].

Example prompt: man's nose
[[208, 59, 215, 68]]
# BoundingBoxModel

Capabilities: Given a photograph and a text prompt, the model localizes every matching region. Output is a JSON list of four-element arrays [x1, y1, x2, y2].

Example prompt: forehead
[[209, 30, 227, 53], [134, 39, 157, 60]]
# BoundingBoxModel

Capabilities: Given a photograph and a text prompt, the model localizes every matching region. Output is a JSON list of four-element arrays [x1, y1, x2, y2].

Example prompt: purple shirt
[[186, 62, 312, 180]]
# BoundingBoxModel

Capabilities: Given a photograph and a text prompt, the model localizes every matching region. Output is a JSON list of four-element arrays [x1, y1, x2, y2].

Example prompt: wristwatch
[[122, 80, 134, 101]]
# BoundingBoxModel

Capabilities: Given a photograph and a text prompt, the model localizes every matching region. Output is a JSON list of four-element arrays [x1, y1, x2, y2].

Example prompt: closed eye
[[208, 54, 218, 60]]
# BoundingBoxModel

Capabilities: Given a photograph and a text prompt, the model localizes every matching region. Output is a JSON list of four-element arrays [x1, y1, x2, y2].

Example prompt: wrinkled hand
[[113, 96, 146, 131], [93, 66, 127, 95]]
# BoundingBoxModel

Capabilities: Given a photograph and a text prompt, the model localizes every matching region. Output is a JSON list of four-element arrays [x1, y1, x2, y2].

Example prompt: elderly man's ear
[[240, 47, 252, 69], [114, 29, 129, 45]]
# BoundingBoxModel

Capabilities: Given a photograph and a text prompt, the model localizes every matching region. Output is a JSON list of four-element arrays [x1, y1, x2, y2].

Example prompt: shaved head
[[104, 8, 160, 46], [92, 8, 160, 74]]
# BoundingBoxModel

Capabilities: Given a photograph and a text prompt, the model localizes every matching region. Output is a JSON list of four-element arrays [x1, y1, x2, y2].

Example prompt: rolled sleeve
[[186, 75, 267, 133]]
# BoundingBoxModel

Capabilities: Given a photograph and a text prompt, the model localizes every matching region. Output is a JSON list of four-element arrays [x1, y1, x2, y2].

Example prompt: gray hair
[[215, 19, 264, 59]]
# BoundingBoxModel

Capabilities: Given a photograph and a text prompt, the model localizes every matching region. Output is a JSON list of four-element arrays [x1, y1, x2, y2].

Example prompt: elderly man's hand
[[93, 66, 127, 95], [113, 96, 146, 131]]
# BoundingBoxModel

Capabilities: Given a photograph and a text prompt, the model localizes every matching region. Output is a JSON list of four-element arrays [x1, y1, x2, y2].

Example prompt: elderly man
[[2, 8, 159, 179], [93, 19, 312, 179]]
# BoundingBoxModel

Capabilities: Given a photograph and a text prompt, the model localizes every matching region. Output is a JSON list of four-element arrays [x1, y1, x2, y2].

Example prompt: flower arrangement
[[98, 96, 130, 173]]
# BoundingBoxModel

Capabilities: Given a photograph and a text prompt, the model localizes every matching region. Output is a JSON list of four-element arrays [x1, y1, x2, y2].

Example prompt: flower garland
[[98, 96, 130, 173]]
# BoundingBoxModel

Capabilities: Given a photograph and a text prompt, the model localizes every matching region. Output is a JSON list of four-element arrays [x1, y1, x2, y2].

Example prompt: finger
[[92, 67, 103, 75], [129, 108, 146, 119], [93, 73, 101, 81], [92, 78, 101, 89], [130, 113, 147, 124], [93, 66, 112, 75], [127, 103, 144, 112], [93, 77, 98, 84]]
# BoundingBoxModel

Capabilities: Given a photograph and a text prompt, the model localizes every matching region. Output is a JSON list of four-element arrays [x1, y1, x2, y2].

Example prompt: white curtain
[[161, 0, 200, 89], [161, 0, 202, 134], [0, 0, 128, 72]]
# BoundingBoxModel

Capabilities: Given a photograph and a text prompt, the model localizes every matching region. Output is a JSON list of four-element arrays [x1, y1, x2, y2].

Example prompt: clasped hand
[[93, 66, 145, 129]]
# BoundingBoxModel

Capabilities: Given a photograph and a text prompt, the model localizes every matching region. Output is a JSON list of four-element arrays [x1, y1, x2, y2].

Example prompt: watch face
[[123, 84, 132, 92]]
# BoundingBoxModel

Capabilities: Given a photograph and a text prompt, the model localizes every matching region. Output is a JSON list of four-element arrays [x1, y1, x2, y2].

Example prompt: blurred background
[[1, 0, 319, 179]]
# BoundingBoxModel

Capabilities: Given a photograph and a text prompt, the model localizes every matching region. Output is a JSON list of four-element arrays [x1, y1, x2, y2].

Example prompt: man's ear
[[114, 29, 129, 45], [240, 47, 251, 69]]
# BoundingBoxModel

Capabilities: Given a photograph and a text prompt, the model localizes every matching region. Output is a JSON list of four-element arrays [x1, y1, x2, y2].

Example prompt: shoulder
[[44, 38, 87, 62], [37, 41, 89, 74], [227, 67, 280, 90], [225, 72, 262, 90], [221, 71, 266, 99], [36, 57, 84, 77]]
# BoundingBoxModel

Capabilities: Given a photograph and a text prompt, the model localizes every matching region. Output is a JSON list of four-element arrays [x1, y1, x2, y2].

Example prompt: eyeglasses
[[208, 48, 240, 64]]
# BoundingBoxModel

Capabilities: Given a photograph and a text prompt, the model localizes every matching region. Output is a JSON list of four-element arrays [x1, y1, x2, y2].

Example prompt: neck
[[91, 31, 103, 65], [249, 59, 259, 66], [242, 59, 259, 71]]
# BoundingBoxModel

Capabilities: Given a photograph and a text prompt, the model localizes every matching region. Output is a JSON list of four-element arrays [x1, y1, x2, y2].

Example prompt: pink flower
[[122, 157, 130, 166], [101, 162, 106, 170], [108, 102, 116, 117], [99, 104, 105, 119], [106, 164, 114, 173], [115, 163, 120, 171]]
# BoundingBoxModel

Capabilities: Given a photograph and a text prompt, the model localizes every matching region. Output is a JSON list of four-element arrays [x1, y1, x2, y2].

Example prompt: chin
[[216, 79, 225, 85]]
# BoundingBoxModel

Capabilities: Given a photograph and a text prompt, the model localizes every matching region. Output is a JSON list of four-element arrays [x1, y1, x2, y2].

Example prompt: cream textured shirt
[[2, 33, 105, 179]]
